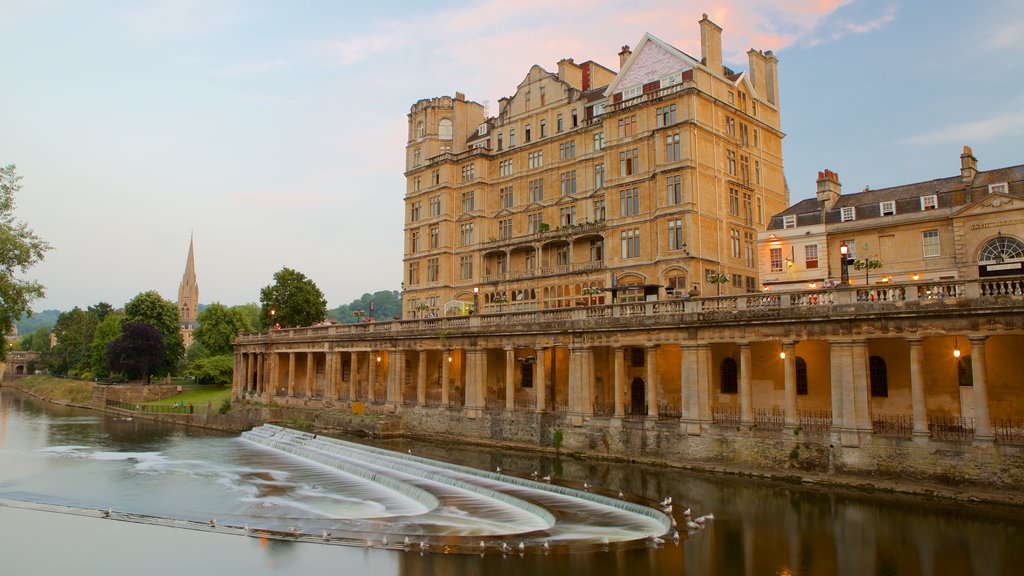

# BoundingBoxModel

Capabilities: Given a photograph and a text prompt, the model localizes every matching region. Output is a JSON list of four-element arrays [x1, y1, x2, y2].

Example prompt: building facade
[[759, 147, 1024, 291], [402, 16, 786, 319], [178, 235, 199, 347]]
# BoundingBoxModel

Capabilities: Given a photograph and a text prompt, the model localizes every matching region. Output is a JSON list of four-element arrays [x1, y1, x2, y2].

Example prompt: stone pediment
[[554, 194, 578, 205], [455, 212, 475, 222], [605, 33, 696, 97], [523, 201, 543, 211], [953, 192, 1023, 219]]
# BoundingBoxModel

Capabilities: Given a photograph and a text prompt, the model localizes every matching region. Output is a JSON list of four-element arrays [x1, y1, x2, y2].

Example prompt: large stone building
[[178, 235, 199, 347], [402, 15, 784, 318], [759, 147, 1024, 290], [233, 21, 1024, 487]]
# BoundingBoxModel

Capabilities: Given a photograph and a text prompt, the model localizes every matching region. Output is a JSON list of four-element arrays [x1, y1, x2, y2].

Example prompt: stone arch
[[720, 357, 738, 394], [630, 377, 646, 415], [978, 235, 1024, 264], [438, 118, 453, 140], [415, 121, 425, 139], [869, 355, 888, 397]]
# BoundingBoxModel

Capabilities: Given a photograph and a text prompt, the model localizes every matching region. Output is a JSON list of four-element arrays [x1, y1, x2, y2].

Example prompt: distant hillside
[[14, 309, 61, 335]]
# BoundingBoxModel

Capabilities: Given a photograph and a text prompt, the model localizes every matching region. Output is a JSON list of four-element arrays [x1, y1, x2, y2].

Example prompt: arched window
[[438, 119, 453, 140], [978, 236, 1024, 263], [869, 355, 888, 397], [958, 356, 974, 387], [796, 357, 808, 395], [720, 357, 738, 394], [415, 121, 424, 139]]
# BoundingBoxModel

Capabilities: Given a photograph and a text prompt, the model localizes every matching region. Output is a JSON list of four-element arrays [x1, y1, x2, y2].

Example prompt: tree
[[105, 322, 166, 383], [259, 267, 327, 328], [327, 290, 402, 324], [0, 165, 51, 361], [17, 325, 50, 353], [193, 302, 250, 355], [186, 354, 234, 385], [46, 307, 100, 376], [229, 303, 260, 332], [90, 313, 124, 378], [124, 290, 184, 373]]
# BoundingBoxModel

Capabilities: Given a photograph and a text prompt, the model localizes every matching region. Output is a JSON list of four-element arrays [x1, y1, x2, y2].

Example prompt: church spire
[[177, 235, 199, 347]]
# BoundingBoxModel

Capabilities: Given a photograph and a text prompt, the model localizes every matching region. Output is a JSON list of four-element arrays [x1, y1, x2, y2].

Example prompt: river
[[1, 388, 1021, 575]]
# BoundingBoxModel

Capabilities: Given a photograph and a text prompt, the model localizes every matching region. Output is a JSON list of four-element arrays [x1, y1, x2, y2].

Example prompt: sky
[[2, 0, 1022, 313]]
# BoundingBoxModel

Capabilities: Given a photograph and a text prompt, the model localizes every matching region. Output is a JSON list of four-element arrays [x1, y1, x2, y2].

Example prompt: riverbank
[[4, 376, 1023, 509]]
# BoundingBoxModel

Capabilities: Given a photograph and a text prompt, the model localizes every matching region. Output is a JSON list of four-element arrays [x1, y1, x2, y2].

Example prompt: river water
[[1, 388, 1021, 575]]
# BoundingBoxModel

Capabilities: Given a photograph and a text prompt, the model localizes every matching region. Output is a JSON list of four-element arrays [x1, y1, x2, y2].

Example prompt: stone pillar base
[[682, 420, 703, 436]]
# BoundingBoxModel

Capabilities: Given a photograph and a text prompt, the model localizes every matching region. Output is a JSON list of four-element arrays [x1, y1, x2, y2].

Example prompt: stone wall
[[91, 384, 183, 407]]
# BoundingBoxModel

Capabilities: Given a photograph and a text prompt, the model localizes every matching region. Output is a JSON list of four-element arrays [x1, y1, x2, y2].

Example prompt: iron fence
[[929, 415, 975, 441], [798, 410, 832, 431], [657, 401, 682, 420], [754, 408, 785, 429], [993, 418, 1024, 444], [872, 413, 913, 437], [712, 405, 740, 426]]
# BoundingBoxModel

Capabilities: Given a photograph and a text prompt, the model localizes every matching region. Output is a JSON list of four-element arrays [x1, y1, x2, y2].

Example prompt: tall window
[[594, 163, 605, 189], [620, 187, 640, 217], [922, 229, 940, 258], [725, 116, 736, 138], [427, 257, 439, 282], [770, 247, 783, 272], [744, 232, 755, 267], [559, 205, 576, 227], [410, 229, 420, 253], [461, 191, 475, 213], [560, 171, 577, 196], [529, 179, 544, 203], [729, 188, 740, 216], [413, 176, 420, 193], [438, 119, 453, 140], [740, 154, 750, 183], [619, 148, 638, 176], [540, 119, 547, 137], [459, 255, 473, 280], [509, 129, 516, 147], [593, 132, 605, 151], [499, 159, 513, 177], [618, 115, 637, 138], [557, 113, 563, 132], [720, 358, 738, 394], [498, 218, 512, 240], [559, 141, 576, 160], [743, 192, 752, 222], [429, 225, 439, 249], [429, 195, 441, 217], [869, 356, 888, 397], [727, 150, 737, 176], [413, 148, 421, 166], [415, 121, 424, 139], [667, 175, 681, 205], [796, 357, 808, 395], [459, 222, 473, 246], [499, 186, 514, 209], [528, 212, 543, 234], [410, 201, 421, 222], [590, 238, 604, 262], [665, 133, 680, 162], [621, 228, 640, 258], [805, 244, 819, 269], [408, 261, 420, 285], [528, 151, 543, 169], [740, 123, 749, 146], [524, 123, 532, 143], [431, 170, 440, 186], [668, 219, 683, 251], [461, 164, 474, 181], [730, 229, 741, 259], [593, 198, 606, 222], [757, 197, 763, 223], [755, 160, 761, 185], [657, 104, 676, 127]]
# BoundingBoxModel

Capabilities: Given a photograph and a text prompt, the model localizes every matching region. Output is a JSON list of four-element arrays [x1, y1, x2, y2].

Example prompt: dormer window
[[782, 215, 796, 229], [989, 182, 1008, 195], [841, 206, 856, 222], [920, 194, 938, 210], [880, 201, 896, 216], [477, 124, 487, 136]]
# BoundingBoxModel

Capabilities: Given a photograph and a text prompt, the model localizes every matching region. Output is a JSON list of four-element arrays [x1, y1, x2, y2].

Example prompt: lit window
[[770, 247, 783, 272], [805, 244, 819, 269]]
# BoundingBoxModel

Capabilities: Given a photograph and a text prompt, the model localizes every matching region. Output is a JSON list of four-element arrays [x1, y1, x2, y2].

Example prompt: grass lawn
[[145, 386, 231, 407], [9, 375, 94, 404]]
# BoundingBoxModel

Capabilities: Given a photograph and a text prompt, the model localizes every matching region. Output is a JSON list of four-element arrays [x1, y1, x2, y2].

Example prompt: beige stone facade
[[402, 16, 785, 318]]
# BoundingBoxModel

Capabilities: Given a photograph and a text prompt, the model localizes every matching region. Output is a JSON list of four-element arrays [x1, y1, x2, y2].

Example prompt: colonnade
[[234, 333, 1009, 442]]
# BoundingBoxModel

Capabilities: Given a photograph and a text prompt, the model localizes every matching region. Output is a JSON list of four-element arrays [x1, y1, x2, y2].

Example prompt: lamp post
[[269, 308, 276, 330], [839, 242, 850, 285], [472, 286, 480, 314]]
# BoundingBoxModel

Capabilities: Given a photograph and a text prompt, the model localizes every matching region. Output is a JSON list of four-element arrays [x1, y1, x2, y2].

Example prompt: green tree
[[124, 290, 184, 373], [186, 354, 234, 385], [259, 267, 327, 328], [327, 290, 402, 324], [46, 307, 100, 376], [193, 302, 250, 355], [0, 165, 51, 361], [90, 313, 124, 378], [17, 325, 50, 353], [229, 303, 260, 332]]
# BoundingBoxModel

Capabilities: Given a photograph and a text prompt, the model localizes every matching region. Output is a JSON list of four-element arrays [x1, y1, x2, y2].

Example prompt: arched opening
[[438, 119, 453, 140], [720, 357, 738, 394], [415, 121, 424, 139], [796, 357, 808, 395], [630, 377, 646, 415], [869, 355, 888, 397], [958, 356, 974, 387]]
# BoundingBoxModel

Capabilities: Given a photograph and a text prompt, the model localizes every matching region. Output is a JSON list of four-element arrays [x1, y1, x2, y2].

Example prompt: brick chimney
[[618, 45, 632, 69], [699, 14, 723, 75], [960, 145, 977, 185], [557, 58, 582, 89], [816, 169, 841, 209]]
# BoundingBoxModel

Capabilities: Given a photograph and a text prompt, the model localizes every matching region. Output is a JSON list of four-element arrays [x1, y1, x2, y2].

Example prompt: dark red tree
[[105, 322, 166, 383]]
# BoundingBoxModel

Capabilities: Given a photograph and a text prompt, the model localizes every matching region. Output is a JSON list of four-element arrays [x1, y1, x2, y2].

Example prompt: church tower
[[177, 235, 199, 347]]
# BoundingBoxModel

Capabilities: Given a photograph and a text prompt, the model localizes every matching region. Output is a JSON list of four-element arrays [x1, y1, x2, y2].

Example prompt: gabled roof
[[604, 32, 699, 97]]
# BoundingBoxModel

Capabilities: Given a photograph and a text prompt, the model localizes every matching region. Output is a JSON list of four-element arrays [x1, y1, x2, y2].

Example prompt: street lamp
[[269, 308, 276, 330], [472, 286, 480, 314], [839, 241, 850, 285]]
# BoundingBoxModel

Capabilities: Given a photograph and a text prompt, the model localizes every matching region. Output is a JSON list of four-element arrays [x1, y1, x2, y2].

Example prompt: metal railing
[[754, 408, 785, 429], [929, 415, 975, 441], [798, 410, 833, 431], [657, 401, 681, 420], [712, 405, 740, 426], [993, 418, 1024, 444], [872, 413, 913, 437], [105, 399, 207, 415]]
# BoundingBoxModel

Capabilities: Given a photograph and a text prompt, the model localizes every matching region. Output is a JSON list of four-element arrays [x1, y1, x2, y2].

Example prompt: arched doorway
[[630, 377, 646, 416]]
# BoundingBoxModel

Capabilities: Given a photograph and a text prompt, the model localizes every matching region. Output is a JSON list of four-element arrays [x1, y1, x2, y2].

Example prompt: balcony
[[482, 259, 605, 283], [481, 220, 606, 252]]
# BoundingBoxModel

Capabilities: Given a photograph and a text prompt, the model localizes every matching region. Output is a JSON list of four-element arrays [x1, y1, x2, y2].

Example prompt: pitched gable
[[604, 33, 697, 98]]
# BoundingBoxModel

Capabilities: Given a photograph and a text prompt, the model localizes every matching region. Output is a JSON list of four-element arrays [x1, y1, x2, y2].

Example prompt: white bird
[[541, 540, 549, 550], [601, 536, 610, 547], [542, 475, 551, 482], [210, 519, 217, 528], [243, 524, 249, 534], [479, 540, 486, 550], [670, 518, 677, 528], [583, 482, 591, 490], [496, 466, 502, 472], [406, 536, 413, 547], [419, 541, 428, 550], [686, 521, 701, 531], [530, 470, 539, 478], [382, 536, 388, 546], [365, 539, 374, 547], [671, 530, 680, 542], [289, 526, 297, 534], [660, 496, 672, 507], [618, 491, 624, 498], [663, 504, 673, 513], [650, 536, 665, 545], [103, 508, 112, 519], [683, 507, 692, 518], [501, 542, 511, 553], [407, 449, 412, 454], [518, 541, 525, 552]]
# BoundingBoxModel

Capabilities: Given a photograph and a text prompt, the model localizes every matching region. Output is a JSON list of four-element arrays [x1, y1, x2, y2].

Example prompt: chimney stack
[[816, 169, 842, 209], [699, 14, 723, 75], [747, 49, 767, 100], [960, 145, 977, 185], [764, 50, 778, 105], [557, 58, 582, 89], [618, 45, 632, 69]]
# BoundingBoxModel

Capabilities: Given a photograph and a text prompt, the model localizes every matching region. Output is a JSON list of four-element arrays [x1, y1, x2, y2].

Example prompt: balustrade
[[928, 415, 975, 441], [871, 413, 913, 437], [798, 410, 832, 431]]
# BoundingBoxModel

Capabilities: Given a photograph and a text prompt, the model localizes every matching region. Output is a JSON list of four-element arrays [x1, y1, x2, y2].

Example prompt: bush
[[218, 398, 232, 414]]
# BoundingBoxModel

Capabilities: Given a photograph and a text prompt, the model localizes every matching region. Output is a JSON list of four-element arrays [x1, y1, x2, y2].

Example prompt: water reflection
[[1, 388, 1022, 576]]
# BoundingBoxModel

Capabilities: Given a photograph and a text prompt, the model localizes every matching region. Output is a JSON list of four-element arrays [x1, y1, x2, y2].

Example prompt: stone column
[[829, 341, 850, 430], [349, 351, 359, 401], [535, 347, 547, 413], [970, 336, 993, 441], [646, 345, 659, 417], [478, 348, 489, 410], [850, 339, 871, 431], [367, 351, 377, 403], [908, 338, 928, 436], [241, 353, 251, 395], [417, 350, 428, 407], [680, 345, 700, 433], [739, 342, 754, 426], [441, 350, 451, 407], [287, 352, 296, 397], [269, 352, 279, 397], [387, 349, 404, 407], [305, 352, 314, 398], [505, 347, 515, 411], [613, 345, 625, 418], [582, 346, 594, 416], [783, 341, 798, 427]]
